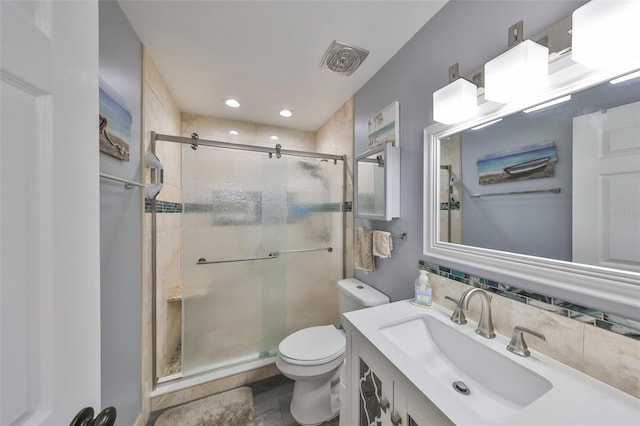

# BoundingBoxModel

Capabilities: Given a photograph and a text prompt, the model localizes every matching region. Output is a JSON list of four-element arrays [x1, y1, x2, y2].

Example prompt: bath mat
[[154, 387, 256, 426]]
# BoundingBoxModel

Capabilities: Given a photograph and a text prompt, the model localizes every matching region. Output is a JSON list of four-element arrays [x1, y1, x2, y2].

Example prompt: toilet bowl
[[276, 325, 345, 425], [276, 278, 390, 425]]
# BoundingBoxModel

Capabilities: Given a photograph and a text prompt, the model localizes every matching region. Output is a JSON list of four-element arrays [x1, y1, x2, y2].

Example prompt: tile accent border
[[439, 201, 460, 211], [144, 200, 350, 215], [419, 260, 640, 339], [145, 199, 183, 214]]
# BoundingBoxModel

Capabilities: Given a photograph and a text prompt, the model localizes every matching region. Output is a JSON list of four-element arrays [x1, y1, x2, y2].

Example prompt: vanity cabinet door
[[348, 331, 453, 426], [394, 376, 453, 426], [358, 347, 392, 426]]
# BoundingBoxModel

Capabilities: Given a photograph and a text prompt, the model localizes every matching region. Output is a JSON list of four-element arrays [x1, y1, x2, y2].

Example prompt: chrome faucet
[[458, 288, 495, 339]]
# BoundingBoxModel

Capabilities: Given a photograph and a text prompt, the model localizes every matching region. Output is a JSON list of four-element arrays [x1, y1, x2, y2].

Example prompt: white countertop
[[343, 300, 640, 425]]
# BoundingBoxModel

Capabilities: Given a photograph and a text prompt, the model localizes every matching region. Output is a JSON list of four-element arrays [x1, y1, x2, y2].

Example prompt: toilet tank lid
[[337, 278, 390, 307]]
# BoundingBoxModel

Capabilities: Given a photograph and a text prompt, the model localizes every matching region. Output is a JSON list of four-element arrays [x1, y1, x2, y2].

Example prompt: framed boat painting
[[476, 141, 557, 185]]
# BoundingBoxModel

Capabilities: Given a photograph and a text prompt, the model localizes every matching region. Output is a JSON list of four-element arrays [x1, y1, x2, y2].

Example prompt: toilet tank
[[337, 278, 390, 316]]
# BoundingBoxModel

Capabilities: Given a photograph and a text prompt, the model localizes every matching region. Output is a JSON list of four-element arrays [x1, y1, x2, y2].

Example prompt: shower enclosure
[[151, 133, 346, 384]]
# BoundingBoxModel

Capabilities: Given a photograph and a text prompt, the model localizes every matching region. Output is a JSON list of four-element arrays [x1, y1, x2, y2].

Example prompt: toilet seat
[[278, 325, 345, 366]]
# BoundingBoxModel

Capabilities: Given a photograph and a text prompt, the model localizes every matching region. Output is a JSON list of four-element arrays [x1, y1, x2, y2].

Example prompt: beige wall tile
[[143, 47, 183, 392], [509, 298, 584, 370], [584, 324, 640, 398], [246, 364, 281, 383], [181, 113, 198, 137]]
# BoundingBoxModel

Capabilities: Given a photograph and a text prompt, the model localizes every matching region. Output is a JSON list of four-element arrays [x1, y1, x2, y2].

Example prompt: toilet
[[276, 278, 390, 425]]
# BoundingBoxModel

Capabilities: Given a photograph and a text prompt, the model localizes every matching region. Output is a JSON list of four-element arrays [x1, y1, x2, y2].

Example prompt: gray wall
[[99, 0, 142, 423], [354, 0, 585, 301]]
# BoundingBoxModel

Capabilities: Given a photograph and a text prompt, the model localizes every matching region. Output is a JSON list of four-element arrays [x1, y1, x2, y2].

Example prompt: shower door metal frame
[[155, 132, 345, 162], [149, 131, 347, 388]]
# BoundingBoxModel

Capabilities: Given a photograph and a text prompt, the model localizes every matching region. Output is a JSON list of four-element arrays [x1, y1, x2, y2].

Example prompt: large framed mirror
[[424, 55, 640, 321], [355, 141, 400, 221]]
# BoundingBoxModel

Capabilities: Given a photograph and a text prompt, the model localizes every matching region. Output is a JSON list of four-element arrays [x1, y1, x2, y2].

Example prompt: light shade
[[484, 40, 549, 104], [572, 0, 640, 69], [432, 78, 478, 125]]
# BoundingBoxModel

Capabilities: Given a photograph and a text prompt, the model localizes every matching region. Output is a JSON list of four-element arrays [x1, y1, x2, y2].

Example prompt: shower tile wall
[[142, 46, 183, 420], [316, 98, 355, 277], [181, 113, 316, 151]]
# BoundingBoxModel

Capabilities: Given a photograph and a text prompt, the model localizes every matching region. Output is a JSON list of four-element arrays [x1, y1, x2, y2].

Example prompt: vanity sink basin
[[379, 314, 553, 423]]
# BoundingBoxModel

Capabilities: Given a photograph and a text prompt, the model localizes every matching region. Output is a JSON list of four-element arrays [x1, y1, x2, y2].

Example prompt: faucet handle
[[507, 326, 546, 357], [444, 296, 467, 325]]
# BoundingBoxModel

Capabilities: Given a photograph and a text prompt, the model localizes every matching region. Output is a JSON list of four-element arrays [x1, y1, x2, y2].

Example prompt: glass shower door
[[180, 144, 344, 377], [181, 146, 288, 376]]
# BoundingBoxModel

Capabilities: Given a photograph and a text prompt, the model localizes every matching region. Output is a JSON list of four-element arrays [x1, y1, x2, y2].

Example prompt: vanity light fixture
[[224, 98, 240, 108], [279, 109, 293, 118], [270, 135, 279, 141], [523, 95, 571, 113], [572, 0, 640, 70], [433, 63, 478, 125], [229, 130, 239, 136], [484, 39, 549, 104], [471, 118, 502, 131], [610, 70, 640, 85]]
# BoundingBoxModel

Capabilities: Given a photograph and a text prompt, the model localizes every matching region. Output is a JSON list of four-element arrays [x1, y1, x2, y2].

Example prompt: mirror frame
[[355, 141, 400, 221], [423, 54, 640, 321]]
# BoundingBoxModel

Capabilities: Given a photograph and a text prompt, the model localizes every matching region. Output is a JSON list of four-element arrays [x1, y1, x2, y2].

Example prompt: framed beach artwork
[[99, 77, 131, 161], [476, 141, 558, 185], [367, 101, 399, 148]]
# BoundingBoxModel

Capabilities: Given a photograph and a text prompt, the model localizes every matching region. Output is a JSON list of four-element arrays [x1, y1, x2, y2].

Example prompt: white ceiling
[[119, 0, 448, 131]]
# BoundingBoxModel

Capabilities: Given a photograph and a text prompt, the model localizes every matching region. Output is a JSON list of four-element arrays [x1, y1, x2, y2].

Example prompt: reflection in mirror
[[357, 150, 386, 217], [438, 73, 640, 273]]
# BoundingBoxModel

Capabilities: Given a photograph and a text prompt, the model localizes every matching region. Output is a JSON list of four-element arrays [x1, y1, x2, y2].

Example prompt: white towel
[[372, 231, 393, 258], [354, 227, 375, 272]]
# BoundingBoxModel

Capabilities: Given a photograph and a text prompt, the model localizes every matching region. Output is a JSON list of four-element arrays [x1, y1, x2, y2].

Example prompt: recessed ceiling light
[[229, 130, 239, 136], [270, 135, 279, 141], [279, 109, 293, 118], [224, 98, 240, 108]]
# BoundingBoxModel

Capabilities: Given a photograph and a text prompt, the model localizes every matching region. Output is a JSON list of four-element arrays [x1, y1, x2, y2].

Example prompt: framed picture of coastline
[[367, 101, 399, 148], [476, 141, 558, 185], [99, 77, 131, 161]]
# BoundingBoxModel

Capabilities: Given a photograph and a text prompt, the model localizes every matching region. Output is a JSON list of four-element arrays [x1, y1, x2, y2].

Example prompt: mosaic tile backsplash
[[419, 260, 640, 340]]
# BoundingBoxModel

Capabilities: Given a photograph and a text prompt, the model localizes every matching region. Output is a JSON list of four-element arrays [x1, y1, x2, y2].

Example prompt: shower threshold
[[152, 352, 277, 397]]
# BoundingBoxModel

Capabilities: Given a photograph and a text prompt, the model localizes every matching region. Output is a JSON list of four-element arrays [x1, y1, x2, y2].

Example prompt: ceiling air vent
[[320, 40, 369, 76]]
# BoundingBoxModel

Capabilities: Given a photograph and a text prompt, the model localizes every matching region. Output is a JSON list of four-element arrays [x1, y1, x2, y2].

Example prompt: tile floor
[[249, 375, 340, 426]]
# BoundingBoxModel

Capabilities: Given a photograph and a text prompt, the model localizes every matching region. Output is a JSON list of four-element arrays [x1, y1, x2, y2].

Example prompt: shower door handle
[[196, 253, 279, 265], [196, 246, 332, 265]]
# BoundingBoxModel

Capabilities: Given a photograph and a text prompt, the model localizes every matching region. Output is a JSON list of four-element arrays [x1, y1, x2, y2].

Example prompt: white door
[[1, 1, 101, 425], [573, 100, 640, 272]]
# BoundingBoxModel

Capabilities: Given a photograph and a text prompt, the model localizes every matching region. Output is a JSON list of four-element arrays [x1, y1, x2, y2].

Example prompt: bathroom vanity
[[341, 300, 640, 425]]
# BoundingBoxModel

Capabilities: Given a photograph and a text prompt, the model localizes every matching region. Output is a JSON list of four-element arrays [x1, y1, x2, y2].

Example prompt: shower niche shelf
[[167, 285, 182, 302]]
